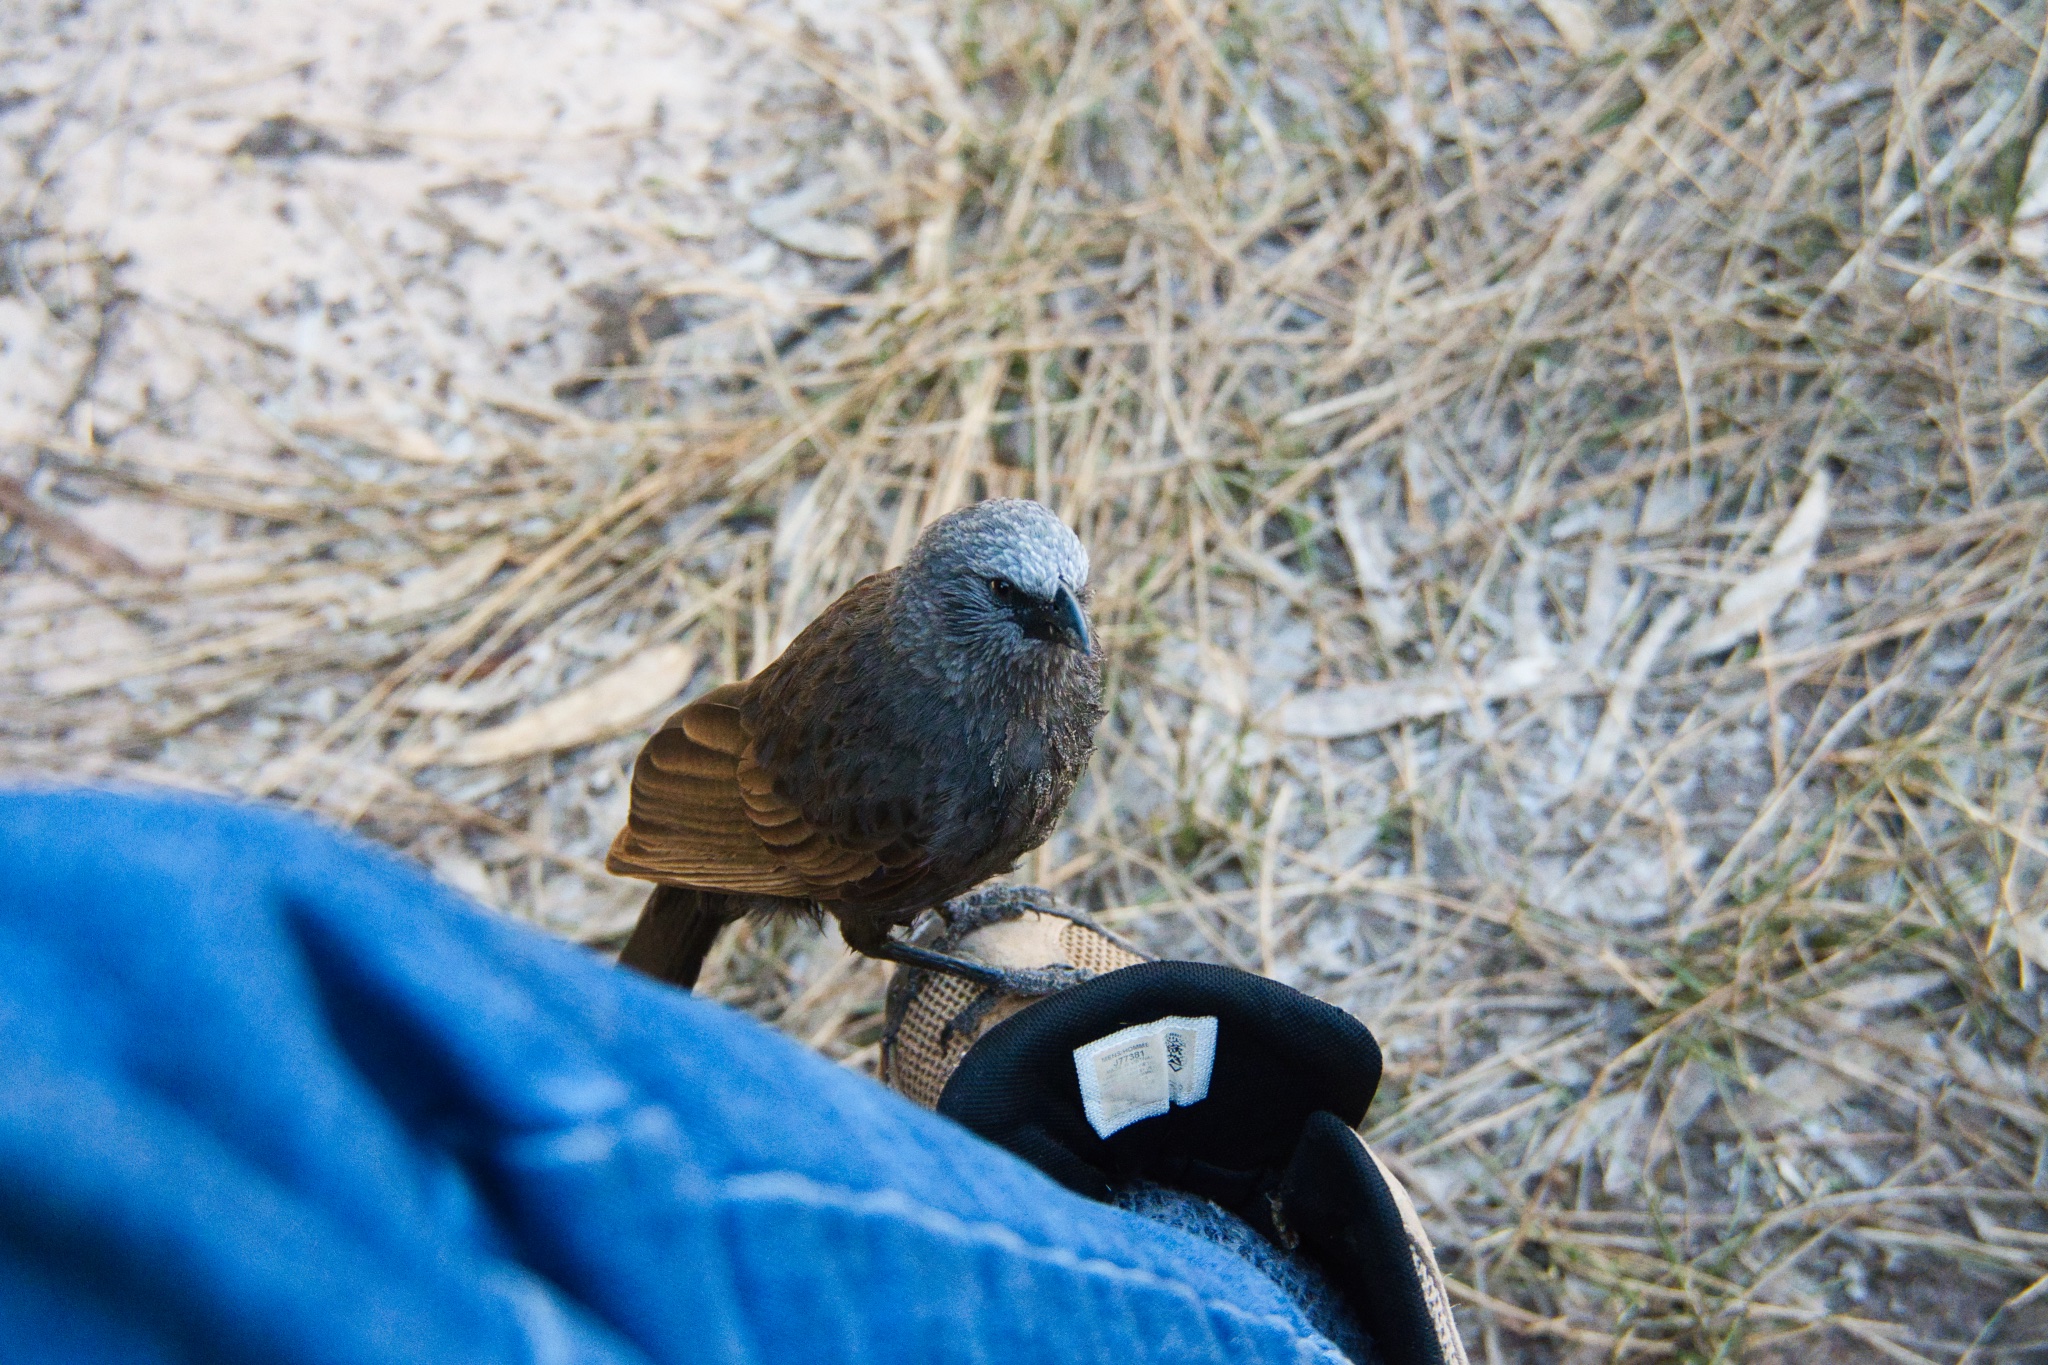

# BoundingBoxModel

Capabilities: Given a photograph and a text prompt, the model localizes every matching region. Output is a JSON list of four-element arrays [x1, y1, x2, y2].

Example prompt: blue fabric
[[0, 787, 1348, 1364]]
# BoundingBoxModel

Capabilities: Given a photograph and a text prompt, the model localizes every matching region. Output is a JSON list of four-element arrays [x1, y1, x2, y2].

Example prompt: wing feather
[[607, 680, 897, 900]]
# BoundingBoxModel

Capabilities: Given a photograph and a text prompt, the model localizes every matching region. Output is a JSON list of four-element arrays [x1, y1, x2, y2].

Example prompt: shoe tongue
[[936, 961, 1380, 1207]]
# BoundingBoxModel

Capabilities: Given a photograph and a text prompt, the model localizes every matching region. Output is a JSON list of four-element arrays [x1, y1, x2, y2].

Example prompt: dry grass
[[7, 0, 2048, 1359]]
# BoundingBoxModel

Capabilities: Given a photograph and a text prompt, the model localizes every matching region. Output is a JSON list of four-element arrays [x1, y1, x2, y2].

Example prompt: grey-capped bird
[[607, 498, 1104, 991]]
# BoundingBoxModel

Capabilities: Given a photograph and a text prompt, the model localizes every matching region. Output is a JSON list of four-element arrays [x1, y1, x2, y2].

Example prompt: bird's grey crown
[[906, 498, 1090, 601]]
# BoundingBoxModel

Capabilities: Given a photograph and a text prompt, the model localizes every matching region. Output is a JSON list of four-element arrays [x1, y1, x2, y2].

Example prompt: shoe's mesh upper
[[1059, 921, 1146, 976], [883, 914, 1147, 1110], [884, 973, 988, 1109]]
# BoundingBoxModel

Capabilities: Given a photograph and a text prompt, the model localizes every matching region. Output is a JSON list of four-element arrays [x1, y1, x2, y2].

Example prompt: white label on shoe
[[1073, 1016, 1219, 1138]]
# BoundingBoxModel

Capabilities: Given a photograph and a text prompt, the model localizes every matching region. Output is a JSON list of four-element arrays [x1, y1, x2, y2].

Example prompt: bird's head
[[902, 499, 1094, 670]]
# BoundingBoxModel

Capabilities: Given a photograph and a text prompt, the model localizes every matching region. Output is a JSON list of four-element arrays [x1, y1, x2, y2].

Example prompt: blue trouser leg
[[0, 788, 1348, 1364]]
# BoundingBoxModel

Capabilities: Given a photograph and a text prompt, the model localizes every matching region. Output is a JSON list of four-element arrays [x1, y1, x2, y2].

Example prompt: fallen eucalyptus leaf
[[408, 641, 697, 766], [1529, 0, 1605, 57], [1574, 599, 1690, 793], [1824, 970, 1950, 1015], [1686, 472, 1829, 656], [1331, 485, 1412, 645], [2007, 113, 2048, 268], [748, 179, 878, 261], [297, 416, 468, 465], [1275, 654, 1556, 739], [756, 216, 881, 262], [399, 676, 524, 715], [353, 537, 508, 627], [2013, 915, 2048, 985]]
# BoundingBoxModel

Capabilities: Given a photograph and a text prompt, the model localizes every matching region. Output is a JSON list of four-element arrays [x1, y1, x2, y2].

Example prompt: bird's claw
[[932, 885, 1062, 935], [980, 962, 1093, 996], [859, 886, 1139, 997], [857, 934, 1094, 997]]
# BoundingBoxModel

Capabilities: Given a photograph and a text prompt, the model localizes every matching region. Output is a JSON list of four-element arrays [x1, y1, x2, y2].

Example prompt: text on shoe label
[[1073, 1016, 1218, 1138]]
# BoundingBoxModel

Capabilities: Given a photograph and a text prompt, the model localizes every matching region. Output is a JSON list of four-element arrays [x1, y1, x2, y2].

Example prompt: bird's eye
[[989, 577, 1016, 601]]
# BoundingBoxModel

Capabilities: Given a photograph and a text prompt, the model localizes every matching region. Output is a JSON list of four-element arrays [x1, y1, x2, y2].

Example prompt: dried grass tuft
[[6, 0, 2048, 1358]]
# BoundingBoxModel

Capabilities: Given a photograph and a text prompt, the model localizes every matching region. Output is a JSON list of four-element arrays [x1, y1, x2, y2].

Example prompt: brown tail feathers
[[616, 885, 740, 991]]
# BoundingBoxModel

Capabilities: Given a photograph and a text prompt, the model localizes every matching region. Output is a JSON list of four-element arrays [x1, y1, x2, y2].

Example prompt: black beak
[[1052, 584, 1091, 654]]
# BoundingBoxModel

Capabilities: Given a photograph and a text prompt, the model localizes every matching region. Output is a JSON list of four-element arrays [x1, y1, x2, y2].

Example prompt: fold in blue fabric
[[0, 787, 1348, 1364]]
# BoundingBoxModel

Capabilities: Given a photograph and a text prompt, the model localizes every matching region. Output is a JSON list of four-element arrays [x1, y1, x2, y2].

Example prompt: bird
[[606, 498, 1104, 993]]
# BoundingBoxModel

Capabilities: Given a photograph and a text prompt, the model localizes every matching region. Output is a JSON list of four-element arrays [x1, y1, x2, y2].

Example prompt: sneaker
[[882, 885, 1150, 1109], [880, 887, 1469, 1365]]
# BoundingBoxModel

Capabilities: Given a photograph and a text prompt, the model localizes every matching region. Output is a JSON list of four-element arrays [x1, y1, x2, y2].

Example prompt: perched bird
[[607, 498, 1103, 992]]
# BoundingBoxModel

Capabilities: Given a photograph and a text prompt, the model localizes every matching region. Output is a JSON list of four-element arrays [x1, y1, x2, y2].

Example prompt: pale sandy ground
[[2, 0, 884, 514], [2, 0, 898, 928]]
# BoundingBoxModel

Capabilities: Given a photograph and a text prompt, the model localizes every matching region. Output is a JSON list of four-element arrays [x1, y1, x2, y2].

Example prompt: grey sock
[[1112, 1181, 1378, 1364]]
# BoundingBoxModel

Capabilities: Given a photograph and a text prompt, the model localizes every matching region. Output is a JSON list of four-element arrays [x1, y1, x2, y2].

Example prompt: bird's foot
[[853, 931, 1093, 997], [932, 885, 1060, 936], [979, 962, 1096, 996], [928, 885, 1151, 962]]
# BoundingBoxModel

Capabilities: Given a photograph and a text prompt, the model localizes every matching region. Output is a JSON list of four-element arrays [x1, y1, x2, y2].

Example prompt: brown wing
[[605, 681, 883, 898]]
